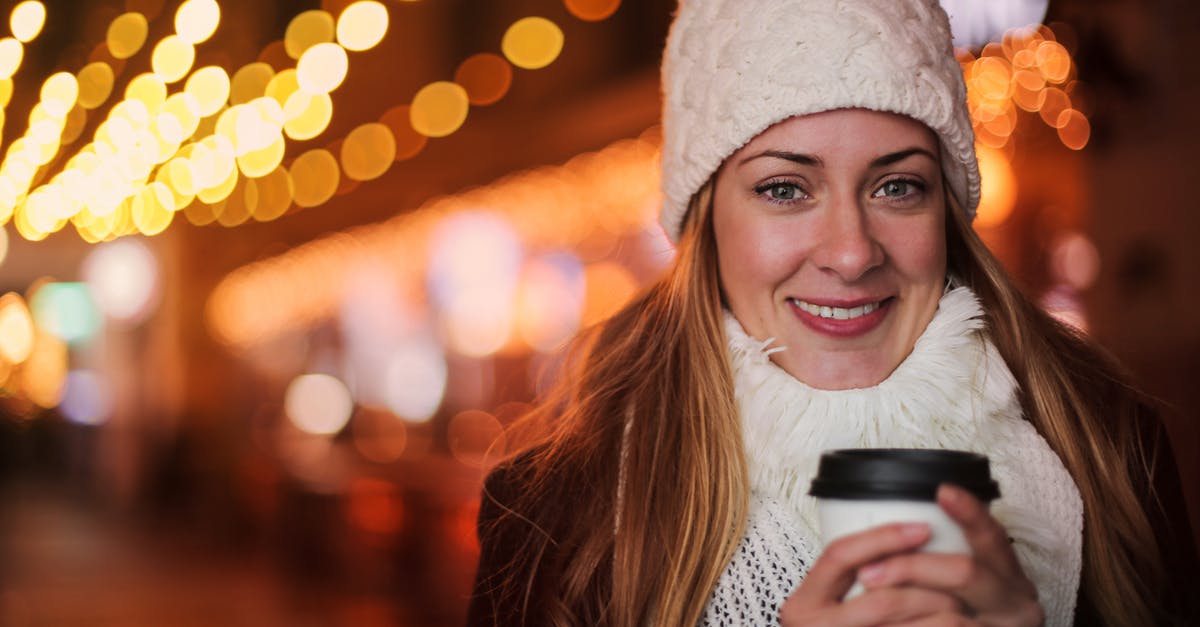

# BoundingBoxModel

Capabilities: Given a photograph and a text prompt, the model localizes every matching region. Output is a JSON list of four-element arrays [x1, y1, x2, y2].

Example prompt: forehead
[[735, 109, 940, 158]]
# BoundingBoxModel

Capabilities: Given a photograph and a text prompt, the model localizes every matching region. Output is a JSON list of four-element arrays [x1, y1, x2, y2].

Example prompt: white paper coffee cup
[[809, 449, 1000, 598]]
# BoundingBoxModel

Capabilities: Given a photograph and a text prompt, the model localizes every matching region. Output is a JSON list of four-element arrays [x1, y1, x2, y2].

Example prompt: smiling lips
[[786, 297, 893, 337]]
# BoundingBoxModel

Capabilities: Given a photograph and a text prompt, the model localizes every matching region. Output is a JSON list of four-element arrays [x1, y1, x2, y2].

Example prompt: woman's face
[[712, 109, 947, 390]]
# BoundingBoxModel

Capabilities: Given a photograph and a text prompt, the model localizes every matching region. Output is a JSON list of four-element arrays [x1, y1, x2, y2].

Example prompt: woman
[[467, 0, 1198, 625]]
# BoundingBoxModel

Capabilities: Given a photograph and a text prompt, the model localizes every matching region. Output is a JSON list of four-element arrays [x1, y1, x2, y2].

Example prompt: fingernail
[[858, 563, 884, 585], [900, 522, 928, 540]]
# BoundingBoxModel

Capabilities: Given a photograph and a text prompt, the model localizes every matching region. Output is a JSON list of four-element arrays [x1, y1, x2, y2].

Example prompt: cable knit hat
[[659, 0, 980, 242]]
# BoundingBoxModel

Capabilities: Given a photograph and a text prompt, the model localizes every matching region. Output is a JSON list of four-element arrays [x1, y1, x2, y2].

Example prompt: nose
[[811, 197, 884, 282]]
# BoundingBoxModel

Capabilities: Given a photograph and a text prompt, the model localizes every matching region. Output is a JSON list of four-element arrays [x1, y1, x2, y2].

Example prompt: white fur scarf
[[724, 286, 1083, 626]]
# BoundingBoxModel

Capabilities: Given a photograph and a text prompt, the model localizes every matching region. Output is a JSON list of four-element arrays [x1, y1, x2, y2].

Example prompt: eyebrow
[[737, 147, 937, 168]]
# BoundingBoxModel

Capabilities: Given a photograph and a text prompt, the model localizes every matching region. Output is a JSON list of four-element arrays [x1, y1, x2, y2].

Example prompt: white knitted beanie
[[659, 0, 981, 242]]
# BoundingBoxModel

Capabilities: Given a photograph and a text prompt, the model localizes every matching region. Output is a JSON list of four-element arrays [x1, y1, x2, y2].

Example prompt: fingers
[[837, 588, 964, 626], [936, 484, 1021, 575], [856, 552, 1042, 624], [781, 586, 962, 627], [886, 614, 982, 627], [788, 522, 930, 605]]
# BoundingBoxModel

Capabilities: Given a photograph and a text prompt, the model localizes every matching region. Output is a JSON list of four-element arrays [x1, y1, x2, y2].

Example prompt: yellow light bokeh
[[214, 176, 252, 227], [283, 92, 333, 140], [289, 148, 339, 207], [131, 182, 175, 235], [563, 0, 621, 21], [237, 135, 285, 178], [249, 165, 292, 221], [107, 12, 149, 60], [76, 62, 114, 109], [39, 72, 79, 118], [230, 62, 274, 105], [264, 68, 300, 107], [973, 143, 1017, 228], [340, 122, 395, 181], [20, 329, 66, 408], [10, 1, 46, 43], [501, 17, 564, 70], [160, 92, 202, 143], [157, 157, 195, 210], [175, 0, 220, 45], [285, 9, 335, 60], [184, 66, 230, 117], [125, 72, 167, 114], [62, 105, 87, 144], [0, 38, 24, 80], [409, 81, 468, 138], [336, 1, 389, 52], [0, 78, 12, 107], [296, 42, 348, 95], [151, 34, 195, 84], [0, 293, 34, 364]]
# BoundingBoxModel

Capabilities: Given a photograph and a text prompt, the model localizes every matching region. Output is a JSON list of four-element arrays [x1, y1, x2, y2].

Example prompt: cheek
[[714, 211, 792, 294], [882, 216, 946, 278]]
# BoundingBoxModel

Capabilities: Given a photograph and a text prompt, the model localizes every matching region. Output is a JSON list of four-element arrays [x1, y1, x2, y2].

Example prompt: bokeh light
[[448, 410, 506, 468], [352, 408, 408, 463], [151, 34, 195, 83], [1056, 109, 1090, 150], [289, 148, 339, 207], [249, 166, 293, 221], [296, 42, 349, 94], [176, 72, 222, 127], [10, 1, 46, 43], [81, 238, 161, 324], [285, 373, 354, 435], [107, 12, 149, 60], [581, 262, 637, 327], [175, 0, 220, 45], [76, 62, 115, 109], [19, 329, 67, 408], [39, 72, 78, 118], [516, 252, 584, 352], [973, 144, 1018, 228], [383, 336, 447, 423], [501, 17, 564, 70], [60, 370, 115, 426], [0, 38, 24, 79], [336, 1, 389, 52], [453, 53, 512, 106], [340, 122, 395, 181], [0, 292, 34, 363], [427, 212, 523, 356], [29, 282, 101, 345], [231, 62, 274, 105], [283, 92, 333, 140], [1050, 231, 1101, 290], [409, 81, 468, 138], [285, 10, 335, 60], [563, 0, 621, 21], [379, 105, 426, 160]]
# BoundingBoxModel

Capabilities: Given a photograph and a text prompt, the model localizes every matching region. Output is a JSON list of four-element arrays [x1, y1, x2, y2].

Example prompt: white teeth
[[791, 298, 884, 320]]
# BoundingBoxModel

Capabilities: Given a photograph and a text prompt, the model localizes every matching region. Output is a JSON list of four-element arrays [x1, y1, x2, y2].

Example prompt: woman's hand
[[852, 484, 1045, 626], [779, 522, 965, 626]]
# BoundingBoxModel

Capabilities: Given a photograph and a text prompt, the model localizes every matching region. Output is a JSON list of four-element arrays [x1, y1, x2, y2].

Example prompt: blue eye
[[756, 181, 803, 202], [873, 179, 924, 199]]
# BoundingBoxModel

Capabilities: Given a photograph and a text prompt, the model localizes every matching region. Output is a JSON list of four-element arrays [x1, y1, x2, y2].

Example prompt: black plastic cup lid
[[808, 448, 1000, 503]]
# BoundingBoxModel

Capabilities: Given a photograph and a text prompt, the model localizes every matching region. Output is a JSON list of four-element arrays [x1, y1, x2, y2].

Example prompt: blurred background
[[0, 0, 1195, 624]]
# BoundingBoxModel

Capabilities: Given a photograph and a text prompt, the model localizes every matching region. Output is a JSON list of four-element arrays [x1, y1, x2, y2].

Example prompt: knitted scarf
[[704, 285, 1082, 626]]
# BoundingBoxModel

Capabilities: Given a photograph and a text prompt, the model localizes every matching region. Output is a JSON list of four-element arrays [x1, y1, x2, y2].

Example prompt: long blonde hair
[[489, 180, 1167, 625], [944, 196, 1167, 625]]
